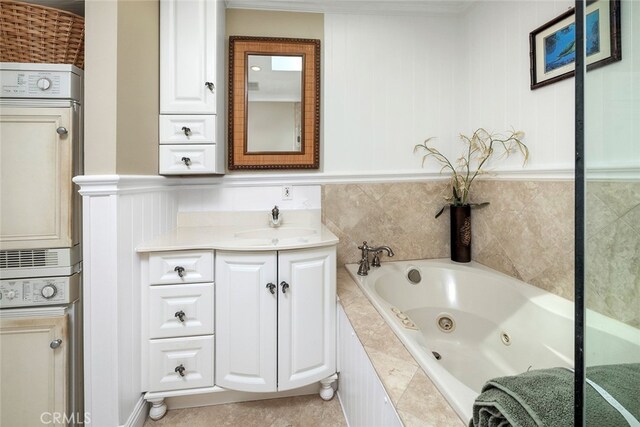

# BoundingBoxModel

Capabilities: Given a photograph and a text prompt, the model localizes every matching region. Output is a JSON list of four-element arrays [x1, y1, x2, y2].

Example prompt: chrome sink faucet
[[357, 241, 395, 275], [270, 205, 281, 227]]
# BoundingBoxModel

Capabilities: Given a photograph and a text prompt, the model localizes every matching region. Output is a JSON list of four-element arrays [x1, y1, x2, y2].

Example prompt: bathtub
[[345, 259, 640, 423]]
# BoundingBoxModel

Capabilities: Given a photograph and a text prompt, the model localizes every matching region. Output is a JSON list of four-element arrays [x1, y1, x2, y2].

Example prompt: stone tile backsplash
[[321, 179, 638, 328], [585, 181, 640, 328], [322, 180, 575, 295]]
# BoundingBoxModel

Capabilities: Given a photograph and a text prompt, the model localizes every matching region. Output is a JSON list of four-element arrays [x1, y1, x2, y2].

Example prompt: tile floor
[[143, 395, 347, 427]]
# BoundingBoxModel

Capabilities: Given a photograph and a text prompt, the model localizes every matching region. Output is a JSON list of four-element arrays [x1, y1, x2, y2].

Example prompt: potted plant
[[414, 128, 528, 263]]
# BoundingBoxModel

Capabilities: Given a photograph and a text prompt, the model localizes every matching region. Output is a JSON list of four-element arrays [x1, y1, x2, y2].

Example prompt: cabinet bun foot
[[148, 398, 167, 421], [319, 374, 338, 401]]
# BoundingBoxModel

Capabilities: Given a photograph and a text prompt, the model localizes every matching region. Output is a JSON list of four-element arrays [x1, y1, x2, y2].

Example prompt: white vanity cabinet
[[141, 250, 215, 400], [159, 0, 225, 175], [215, 246, 337, 393]]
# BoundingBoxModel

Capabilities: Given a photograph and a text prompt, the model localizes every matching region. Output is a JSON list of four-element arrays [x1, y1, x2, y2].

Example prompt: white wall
[[463, 0, 575, 172], [321, 1, 581, 177], [586, 0, 640, 171], [178, 185, 321, 212], [323, 13, 467, 174]]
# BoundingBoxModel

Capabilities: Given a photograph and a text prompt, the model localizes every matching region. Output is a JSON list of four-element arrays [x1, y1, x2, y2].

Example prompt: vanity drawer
[[159, 144, 217, 175], [147, 335, 214, 392], [159, 115, 216, 144], [149, 250, 214, 285], [149, 283, 214, 339]]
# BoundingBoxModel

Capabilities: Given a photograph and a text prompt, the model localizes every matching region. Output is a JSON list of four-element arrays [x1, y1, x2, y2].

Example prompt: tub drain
[[432, 351, 442, 360], [501, 331, 512, 346], [436, 314, 455, 333]]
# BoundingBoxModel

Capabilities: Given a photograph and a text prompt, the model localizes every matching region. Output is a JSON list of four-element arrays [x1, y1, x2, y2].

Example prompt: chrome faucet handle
[[357, 257, 370, 276], [357, 241, 372, 258], [270, 205, 281, 227], [356, 241, 373, 276], [371, 253, 381, 267]]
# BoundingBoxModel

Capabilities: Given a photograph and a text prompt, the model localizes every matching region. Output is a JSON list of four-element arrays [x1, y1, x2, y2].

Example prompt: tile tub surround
[[471, 180, 575, 300], [322, 182, 451, 268], [586, 180, 640, 329], [337, 267, 464, 426], [322, 180, 575, 300]]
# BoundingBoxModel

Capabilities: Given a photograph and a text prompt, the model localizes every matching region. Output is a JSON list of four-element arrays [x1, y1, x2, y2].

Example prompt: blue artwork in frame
[[544, 22, 576, 73], [529, 0, 621, 90], [586, 10, 601, 56]]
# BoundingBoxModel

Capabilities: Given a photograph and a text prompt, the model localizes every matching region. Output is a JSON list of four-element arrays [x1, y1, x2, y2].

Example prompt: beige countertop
[[337, 267, 465, 427], [137, 210, 338, 252]]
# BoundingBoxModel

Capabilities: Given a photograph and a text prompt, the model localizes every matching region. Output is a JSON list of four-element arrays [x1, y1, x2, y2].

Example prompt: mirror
[[229, 36, 320, 170]]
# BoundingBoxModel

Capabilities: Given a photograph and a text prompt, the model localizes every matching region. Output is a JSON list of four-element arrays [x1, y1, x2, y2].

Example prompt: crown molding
[[224, 0, 474, 15]]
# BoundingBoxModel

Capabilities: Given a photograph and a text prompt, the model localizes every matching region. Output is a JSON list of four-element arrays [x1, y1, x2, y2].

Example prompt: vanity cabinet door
[[215, 251, 277, 392], [160, 0, 217, 114], [277, 246, 336, 391]]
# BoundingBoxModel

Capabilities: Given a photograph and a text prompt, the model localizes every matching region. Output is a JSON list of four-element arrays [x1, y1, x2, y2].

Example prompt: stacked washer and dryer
[[0, 63, 84, 426]]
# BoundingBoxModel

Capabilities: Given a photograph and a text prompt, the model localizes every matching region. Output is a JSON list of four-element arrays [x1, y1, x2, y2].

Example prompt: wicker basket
[[0, 0, 84, 69]]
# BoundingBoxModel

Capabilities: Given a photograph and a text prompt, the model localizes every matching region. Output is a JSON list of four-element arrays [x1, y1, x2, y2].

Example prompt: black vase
[[450, 205, 471, 263]]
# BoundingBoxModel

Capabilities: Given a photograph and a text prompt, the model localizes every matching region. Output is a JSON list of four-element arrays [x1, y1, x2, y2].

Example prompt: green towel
[[585, 364, 640, 427], [470, 364, 640, 427], [471, 367, 574, 427]]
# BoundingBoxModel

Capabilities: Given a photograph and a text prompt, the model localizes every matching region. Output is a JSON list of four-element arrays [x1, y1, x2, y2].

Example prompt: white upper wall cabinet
[[159, 0, 225, 175], [160, 0, 217, 114]]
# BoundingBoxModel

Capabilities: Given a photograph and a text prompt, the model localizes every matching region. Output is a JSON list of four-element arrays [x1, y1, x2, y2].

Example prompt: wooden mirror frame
[[228, 36, 320, 170]]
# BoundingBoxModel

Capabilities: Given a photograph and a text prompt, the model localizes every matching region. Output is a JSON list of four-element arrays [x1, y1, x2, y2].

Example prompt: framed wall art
[[529, 0, 621, 90]]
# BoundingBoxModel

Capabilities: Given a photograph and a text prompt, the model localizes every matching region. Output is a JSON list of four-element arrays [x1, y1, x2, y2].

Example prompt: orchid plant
[[414, 128, 529, 218]]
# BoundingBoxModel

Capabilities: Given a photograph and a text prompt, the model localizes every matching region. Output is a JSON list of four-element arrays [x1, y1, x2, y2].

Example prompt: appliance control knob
[[6, 290, 16, 300], [37, 78, 51, 90], [41, 284, 57, 299]]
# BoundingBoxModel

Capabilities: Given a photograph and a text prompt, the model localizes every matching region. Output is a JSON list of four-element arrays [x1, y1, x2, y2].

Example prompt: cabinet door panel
[[159, 144, 218, 175], [160, 0, 216, 113], [159, 115, 216, 144], [0, 315, 67, 426], [147, 335, 214, 392], [148, 250, 214, 285], [148, 283, 214, 339], [215, 251, 277, 392], [278, 247, 336, 391], [0, 107, 74, 249]]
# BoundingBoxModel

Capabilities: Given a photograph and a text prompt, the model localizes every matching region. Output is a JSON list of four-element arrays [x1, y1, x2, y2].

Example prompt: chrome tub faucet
[[357, 241, 394, 275], [371, 245, 395, 267]]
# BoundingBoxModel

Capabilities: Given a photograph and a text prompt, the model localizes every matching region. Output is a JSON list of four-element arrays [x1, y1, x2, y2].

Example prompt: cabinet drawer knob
[[174, 310, 186, 322], [56, 127, 68, 136], [181, 126, 192, 136], [50, 339, 62, 349], [174, 266, 186, 277], [175, 364, 186, 377], [280, 281, 290, 294], [266, 282, 276, 294], [181, 157, 192, 166], [205, 82, 215, 93]]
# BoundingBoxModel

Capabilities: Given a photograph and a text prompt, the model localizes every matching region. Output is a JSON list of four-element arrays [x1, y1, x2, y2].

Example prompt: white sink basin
[[234, 227, 317, 240]]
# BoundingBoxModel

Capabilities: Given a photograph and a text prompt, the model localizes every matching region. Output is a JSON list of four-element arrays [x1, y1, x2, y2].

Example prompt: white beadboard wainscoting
[[75, 172, 587, 426], [75, 175, 179, 427], [337, 305, 402, 427]]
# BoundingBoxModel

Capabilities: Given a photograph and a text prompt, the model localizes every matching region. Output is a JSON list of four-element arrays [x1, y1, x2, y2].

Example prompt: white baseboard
[[337, 391, 352, 427], [122, 396, 148, 427]]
